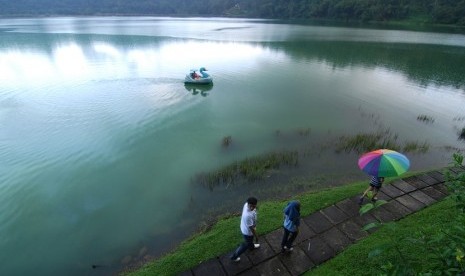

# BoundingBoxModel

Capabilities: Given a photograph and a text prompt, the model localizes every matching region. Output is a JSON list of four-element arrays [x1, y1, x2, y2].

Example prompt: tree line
[[1, 0, 464, 26]]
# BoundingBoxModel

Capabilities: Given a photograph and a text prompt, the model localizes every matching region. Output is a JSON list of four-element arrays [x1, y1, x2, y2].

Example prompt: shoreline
[[121, 167, 446, 275], [1, 15, 464, 32]]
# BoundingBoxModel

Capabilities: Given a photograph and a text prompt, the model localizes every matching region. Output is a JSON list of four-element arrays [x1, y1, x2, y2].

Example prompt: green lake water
[[0, 17, 464, 275]]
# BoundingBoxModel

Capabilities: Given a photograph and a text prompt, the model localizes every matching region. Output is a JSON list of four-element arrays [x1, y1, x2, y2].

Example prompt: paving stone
[[321, 205, 350, 225], [427, 170, 446, 183], [247, 239, 275, 265], [220, 253, 253, 276], [303, 211, 333, 234], [372, 205, 397, 223], [402, 176, 429, 189], [381, 184, 405, 198], [337, 220, 368, 241], [264, 224, 314, 254], [254, 257, 290, 276], [409, 190, 436, 206], [421, 186, 446, 201], [352, 212, 378, 231], [443, 168, 456, 177], [279, 246, 315, 276], [192, 258, 226, 276], [446, 167, 465, 177], [302, 236, 335, 265], [396, 194, 425, 212], [335, 197, 361, 217], [237, 267, 261, 276], [433, 183, 449, 195], [265, 229, 285, 254], [376, 191, 392, 201], [320, 227, 352, 253], [391, 180, 417, 193], [295, 220, 316, 244], [450, 166, 465, 174], [381, 200, 413, 220], [416, 173, 441, 186]]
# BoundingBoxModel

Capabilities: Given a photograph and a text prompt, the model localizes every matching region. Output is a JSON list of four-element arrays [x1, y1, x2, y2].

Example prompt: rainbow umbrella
[[358, 149, 410, 177]]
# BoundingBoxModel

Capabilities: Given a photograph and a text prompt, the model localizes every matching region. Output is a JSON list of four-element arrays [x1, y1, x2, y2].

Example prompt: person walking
[[230, 197, 260, 262], [281, 200, 301, 253], [358, 176, 385, 205]]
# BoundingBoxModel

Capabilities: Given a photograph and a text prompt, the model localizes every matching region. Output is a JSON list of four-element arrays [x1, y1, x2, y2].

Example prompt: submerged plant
[[417, 114, 435, 123], [296, 127, 311, 136], [403, 141, 429, 153], [336, 129, 400, 154], [336, 128, 430, 154], [194, 151, 299, 190], [222, 136, 232, 147], [460, 127, 465, 140]]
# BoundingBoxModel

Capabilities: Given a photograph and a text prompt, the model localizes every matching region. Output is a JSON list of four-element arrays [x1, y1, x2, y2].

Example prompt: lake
[[0, 17, 464, 276]]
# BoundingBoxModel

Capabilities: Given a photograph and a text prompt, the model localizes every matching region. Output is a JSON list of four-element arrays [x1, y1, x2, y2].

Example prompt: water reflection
[[184, 83, 213, 97], [264, 41, 465, 91], [1, 32, 464, 91], [0, 18, 465, 276]]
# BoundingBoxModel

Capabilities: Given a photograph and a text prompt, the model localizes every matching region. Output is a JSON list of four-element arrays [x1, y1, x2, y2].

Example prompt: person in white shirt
[[230, 197, 260, 262]]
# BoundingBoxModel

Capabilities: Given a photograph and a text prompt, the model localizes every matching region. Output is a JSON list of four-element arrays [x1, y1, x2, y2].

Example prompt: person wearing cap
[[230, 197, 260, 262]]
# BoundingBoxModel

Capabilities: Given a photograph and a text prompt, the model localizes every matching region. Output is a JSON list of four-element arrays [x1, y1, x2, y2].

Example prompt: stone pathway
[[180, 167, 464, 276]]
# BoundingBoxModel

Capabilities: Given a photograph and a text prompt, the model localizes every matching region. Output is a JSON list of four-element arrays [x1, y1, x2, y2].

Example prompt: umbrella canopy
[[358, 149, 410, 177]]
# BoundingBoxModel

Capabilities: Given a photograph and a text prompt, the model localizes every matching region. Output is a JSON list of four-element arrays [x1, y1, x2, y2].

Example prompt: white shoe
[[283, 246, 294, 251], [231, 257, 240, 262], [254, 243, 260, 249]]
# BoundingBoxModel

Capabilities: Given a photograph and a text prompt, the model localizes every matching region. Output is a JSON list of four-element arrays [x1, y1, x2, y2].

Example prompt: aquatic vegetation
[[458, 127, 464, 139], [296, 127, 311, 136], [336, 129, 430, 154], [194, 151, 299, 189], [336, 130, 400, 154], [222, 136, 232, 147], [403, 141, 429, 153], [417, 114, 435, 123]]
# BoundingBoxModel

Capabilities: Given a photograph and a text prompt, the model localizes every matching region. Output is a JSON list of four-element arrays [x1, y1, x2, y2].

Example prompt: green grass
[[126, 179, 370, 275], [306, 198, 457, 275], [126, 171, 431, 276]]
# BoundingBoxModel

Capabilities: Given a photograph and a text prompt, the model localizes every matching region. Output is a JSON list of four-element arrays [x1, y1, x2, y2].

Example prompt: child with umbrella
[[358, 176, 384, 205], [357, 149, 410, 205]]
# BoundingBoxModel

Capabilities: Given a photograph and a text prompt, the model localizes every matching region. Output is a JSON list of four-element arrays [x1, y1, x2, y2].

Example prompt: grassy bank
[[125, 172, 429, 275], [307, 198, 456, 275]]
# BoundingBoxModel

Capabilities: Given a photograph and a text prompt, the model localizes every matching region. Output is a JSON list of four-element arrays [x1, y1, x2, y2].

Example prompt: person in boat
[[191, 71, 199, 79]]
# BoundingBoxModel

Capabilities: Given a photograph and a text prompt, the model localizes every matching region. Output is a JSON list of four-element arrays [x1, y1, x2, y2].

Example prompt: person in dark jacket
[[281, 200, 301, 252]]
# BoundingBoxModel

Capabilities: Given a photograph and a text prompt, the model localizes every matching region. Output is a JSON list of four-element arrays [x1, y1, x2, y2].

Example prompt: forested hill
[[1, 0, 464, 26]]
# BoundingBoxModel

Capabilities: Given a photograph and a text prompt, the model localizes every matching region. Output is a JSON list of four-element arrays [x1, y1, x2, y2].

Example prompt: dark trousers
[[231, 234, 254, 259], [281, 227, 298, 249]]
